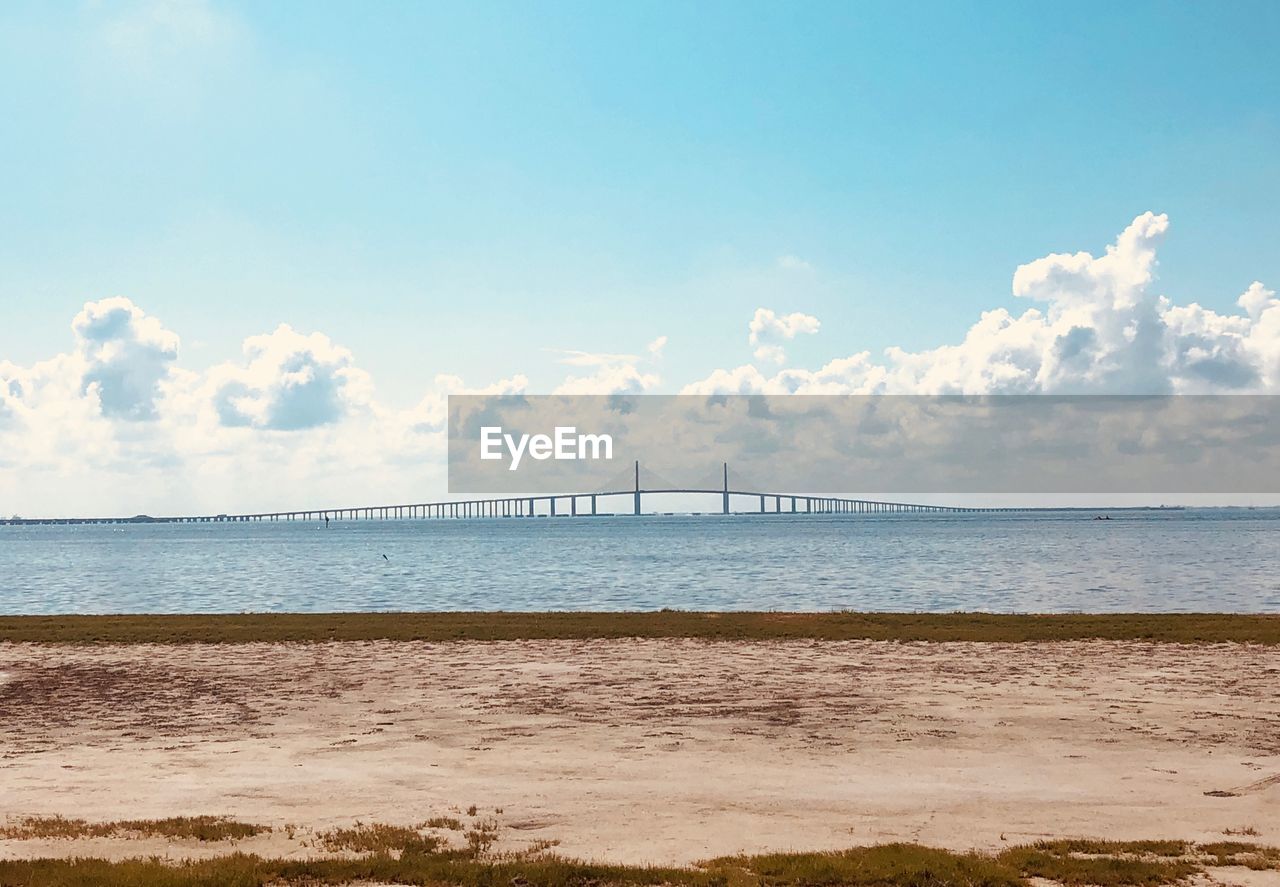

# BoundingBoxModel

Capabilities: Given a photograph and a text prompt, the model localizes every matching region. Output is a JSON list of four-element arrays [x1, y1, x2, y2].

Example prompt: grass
[[1, 612, 1278, 645], [425, 816, 465, 831], [1019, 839, 1191, 857], [711, 844, 1023, 887], [0, 831, 1277, 887], [0, 852, 710, 887], [316, 822, 442, 854], [0, 815, 268, 842], [1197, 842, 1280, 870], [465, 819, 499, 855], [995, 843, 1200, 886]]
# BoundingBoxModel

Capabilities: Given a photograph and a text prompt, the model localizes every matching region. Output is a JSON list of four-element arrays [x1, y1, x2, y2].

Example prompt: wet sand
[[1, 639, 1278, 864]]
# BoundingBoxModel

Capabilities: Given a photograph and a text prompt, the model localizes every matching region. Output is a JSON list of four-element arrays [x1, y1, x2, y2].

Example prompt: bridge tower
[[722, 462, 729, 515], [633, 460, 641, 516]]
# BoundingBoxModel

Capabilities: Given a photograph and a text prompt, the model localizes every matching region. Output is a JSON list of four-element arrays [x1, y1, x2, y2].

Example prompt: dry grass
[[711, 843, 1023, 887], [464, 818, 499, 855], [1198, 842, 1280, 870], [315, 821, 441, 854], [424, 816, 464, 831], [0, 815, 268, 842], [995, 842, 1200, 886], [1018, 839, 1191, 857], [2, 611, 1279, 644], [0, 832, 1277, 887]]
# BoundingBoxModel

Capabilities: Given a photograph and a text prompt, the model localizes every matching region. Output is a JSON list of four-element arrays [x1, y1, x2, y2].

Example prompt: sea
[[1, 508, 1276, 614]]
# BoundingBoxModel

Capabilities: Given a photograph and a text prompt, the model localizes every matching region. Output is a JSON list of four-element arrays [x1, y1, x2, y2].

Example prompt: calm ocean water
[[0, 509, 1276, 614]]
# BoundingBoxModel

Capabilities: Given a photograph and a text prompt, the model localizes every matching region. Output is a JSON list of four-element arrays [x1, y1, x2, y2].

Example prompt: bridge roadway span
[[2, 488, 1021, 526]]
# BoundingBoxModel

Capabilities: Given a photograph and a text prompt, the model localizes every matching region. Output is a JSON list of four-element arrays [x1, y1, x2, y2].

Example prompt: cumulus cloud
[[0, 369, 20, 436], [3, 211, 1279, 515], [206, 324, 372, 430], [688, 213, 1280, 396], [72, 297, 180, 420], [553, 364, 660, 395], [748, 308, 821, 365], [404, 371, 530, 434]]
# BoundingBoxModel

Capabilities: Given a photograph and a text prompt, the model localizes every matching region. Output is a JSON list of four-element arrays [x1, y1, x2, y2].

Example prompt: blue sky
[[3, 0, 1278, 404], [2, 1, 1280, 514]]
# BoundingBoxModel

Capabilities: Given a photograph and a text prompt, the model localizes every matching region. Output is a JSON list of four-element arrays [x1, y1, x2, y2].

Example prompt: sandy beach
[[2, 638, 1278, 865]]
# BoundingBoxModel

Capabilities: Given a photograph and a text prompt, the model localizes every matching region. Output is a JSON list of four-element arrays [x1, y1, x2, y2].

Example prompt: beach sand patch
[[0, 639, 1277, 864]]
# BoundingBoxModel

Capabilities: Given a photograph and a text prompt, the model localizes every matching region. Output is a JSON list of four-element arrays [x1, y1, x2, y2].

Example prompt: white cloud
[[2, 211, 1278, 515], [549, 348, 640, 368], [547, 335, 667, 394], [679, 364, 770, 395], [0, 312, 529, 515], [553, 364, 660, 395], [205, 324, 373, 430], [689, 213, 1280, 396], [748, 308, 821, 365], [1238, 280, 1277, 320], [0, 364, 22, 429], [405, 372, 530, 434], [72, 297, 180, 420]]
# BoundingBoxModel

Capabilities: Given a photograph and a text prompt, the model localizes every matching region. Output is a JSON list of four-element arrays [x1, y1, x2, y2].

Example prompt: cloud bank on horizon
[[2, 213, 1278, 515], [684, 213, 1278, 396]]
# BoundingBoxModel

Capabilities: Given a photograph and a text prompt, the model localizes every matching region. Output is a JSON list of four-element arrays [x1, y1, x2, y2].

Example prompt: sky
[[1, 0, 1279, 516]]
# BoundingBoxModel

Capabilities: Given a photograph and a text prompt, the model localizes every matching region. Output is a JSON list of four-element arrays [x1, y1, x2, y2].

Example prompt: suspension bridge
[[0, 462, 1027, 526]]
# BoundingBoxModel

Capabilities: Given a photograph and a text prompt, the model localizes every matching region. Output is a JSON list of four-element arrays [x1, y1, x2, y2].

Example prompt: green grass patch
[[1024, 840, 1192, 858], [424, 816, 465, 831], [0, 850, 711, 887], [1, 837, 1278, 887], [710, 843, 1023, 887], [2, 612, 1278, 645], [1198, 842, 1280, 869], [316, 821, 441, 854], [0, 815, 268, 842], [996, 845, 1199, 886]]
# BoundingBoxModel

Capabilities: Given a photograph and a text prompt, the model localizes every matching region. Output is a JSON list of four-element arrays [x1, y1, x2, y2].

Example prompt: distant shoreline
[[2, 611, 1278, 644]]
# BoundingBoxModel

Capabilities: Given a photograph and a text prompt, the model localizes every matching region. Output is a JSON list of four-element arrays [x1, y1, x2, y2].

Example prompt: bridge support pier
[[61, 491, 1013, 527]]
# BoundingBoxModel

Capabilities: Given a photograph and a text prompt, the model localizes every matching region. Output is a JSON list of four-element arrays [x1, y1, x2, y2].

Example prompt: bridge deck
[[0, 488, 1023, 526]]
